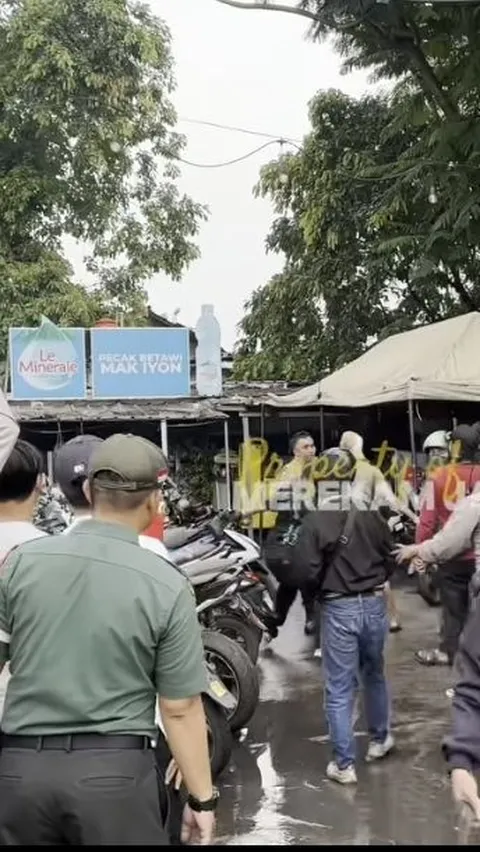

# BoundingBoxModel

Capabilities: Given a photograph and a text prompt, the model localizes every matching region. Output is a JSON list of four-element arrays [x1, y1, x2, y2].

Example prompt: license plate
[[209, 679, 227, 698]]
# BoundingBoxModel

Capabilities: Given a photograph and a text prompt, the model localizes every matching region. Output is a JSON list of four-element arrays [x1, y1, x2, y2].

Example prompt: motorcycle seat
[[169, 540, 222, 566], [184, 557, 240, 585], [164, 527, 205, 550]]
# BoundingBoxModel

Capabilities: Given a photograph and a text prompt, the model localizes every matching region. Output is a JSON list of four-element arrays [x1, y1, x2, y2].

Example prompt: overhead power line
[[179, 116, 302, 145], [177, 138, 300, 168]]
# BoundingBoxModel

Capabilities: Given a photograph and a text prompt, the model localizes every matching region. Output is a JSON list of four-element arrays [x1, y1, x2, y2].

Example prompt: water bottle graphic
[[15, 317, 80, 391], [195, 304, 222, 396]]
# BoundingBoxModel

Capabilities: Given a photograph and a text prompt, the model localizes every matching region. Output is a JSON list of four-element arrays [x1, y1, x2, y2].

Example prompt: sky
[[67, 0, 373, 352]]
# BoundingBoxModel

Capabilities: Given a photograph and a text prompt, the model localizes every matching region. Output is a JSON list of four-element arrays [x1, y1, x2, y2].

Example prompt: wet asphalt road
[[214, 579, 479, 846]]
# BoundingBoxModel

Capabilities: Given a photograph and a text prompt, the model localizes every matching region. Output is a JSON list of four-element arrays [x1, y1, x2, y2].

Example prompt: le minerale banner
[[9, 321, 191, 401]]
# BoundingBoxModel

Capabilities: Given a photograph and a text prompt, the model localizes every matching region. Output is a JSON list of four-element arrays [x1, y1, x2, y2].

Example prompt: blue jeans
[[321, 594, 390, 769]]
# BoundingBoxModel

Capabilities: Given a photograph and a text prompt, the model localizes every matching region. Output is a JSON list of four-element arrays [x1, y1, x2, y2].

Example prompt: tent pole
[[223, 419, 232, 511], [319, 406, 325, 451], [160, 419, 169, 457], [241, 414, 254, 540], [407, 398, 417, 486]]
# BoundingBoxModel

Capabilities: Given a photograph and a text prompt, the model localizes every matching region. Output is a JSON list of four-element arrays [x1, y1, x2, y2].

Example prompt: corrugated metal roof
[[10, 398, 227, 423]]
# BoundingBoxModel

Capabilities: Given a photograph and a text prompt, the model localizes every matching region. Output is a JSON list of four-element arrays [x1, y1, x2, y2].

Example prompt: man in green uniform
[[0, 434, 217, 846]]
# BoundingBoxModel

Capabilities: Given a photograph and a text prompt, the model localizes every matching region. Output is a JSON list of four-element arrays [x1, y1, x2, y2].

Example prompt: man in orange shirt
[[415, 424, 480, 667]]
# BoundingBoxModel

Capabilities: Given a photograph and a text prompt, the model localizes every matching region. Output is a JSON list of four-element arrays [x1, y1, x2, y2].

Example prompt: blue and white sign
[[9, 318, 87, 400], [91, 328, 191, 399]]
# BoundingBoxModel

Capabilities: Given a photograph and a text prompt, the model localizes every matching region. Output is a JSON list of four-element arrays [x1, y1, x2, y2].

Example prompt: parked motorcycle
[[186, 553, 272, 662], [202, 628, 260, 734], [164, 513, 279, 656], [155, 660, 236, 780]]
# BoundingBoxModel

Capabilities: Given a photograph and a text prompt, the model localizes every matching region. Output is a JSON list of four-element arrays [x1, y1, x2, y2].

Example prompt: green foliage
[[176, 445, 215, 505], [0, 0, 207, 356], [233, 1, 480, 382]]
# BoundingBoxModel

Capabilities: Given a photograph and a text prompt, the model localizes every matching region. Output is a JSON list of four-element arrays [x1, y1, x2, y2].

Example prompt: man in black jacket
[[295, 448, 395, 785], [442, 594, 480, 818]]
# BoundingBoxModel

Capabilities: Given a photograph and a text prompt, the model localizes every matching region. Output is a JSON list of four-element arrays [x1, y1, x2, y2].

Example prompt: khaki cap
[[88, 434, 167, 492]]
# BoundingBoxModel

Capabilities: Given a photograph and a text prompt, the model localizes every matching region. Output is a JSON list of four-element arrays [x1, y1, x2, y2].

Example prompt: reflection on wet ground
[[215, 579, 479, 845]]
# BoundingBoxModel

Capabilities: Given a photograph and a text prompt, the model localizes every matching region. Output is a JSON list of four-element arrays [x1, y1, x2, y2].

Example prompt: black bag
[[264, 521, 303, 588]]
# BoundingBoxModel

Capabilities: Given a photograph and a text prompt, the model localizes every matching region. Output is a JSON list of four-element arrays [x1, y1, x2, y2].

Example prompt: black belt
[[1, 734, 153, 751], [323, 586, 385, 601]]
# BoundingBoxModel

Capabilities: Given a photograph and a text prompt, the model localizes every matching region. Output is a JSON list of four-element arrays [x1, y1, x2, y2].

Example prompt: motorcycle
[[178, 555, 261, 730], [155, 659, 236, 780], [164, 513, 279, 656], [184, 551, 273, 662], [202, 627, 259, 734]]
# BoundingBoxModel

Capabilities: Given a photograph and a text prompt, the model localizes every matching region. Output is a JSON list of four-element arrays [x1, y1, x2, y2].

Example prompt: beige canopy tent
[[268, 312, 480, 409]]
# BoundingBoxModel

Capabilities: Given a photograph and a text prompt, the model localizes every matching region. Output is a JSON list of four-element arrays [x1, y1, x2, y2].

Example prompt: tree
[[220, 1, 480, 282], [234, 89, 480, 381], [0, 0, 207, 356], [225, 0, 480, 380]]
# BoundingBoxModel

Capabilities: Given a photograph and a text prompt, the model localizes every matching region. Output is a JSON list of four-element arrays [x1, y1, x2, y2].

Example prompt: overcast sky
[[68, 0, 372, 351]]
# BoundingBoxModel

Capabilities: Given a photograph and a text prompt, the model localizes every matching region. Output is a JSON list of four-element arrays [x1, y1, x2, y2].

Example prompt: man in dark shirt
[[295, 448, 395, 785], [443, 590, 480, 818]]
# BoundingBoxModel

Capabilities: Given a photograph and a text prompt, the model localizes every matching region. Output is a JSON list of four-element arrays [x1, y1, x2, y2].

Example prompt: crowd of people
[[2, 385, 480, 842], [264, 423, 480, 816]]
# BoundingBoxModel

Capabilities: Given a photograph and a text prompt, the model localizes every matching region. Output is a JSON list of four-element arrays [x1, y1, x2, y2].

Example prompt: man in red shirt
[[415, 424, 480, 667]]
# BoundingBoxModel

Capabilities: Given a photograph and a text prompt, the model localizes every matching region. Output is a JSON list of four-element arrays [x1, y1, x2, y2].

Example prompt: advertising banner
[[9, 318, 87, 400], [91, 327, 191, 398]]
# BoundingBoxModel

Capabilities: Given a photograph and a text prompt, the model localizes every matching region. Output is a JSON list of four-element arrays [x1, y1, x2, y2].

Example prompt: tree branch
[[448, 268, 479, 311], [215, 0, 319, 22]]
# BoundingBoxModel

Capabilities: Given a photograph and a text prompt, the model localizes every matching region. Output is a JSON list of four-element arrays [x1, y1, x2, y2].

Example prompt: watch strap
[[187, 788, 219, 812]]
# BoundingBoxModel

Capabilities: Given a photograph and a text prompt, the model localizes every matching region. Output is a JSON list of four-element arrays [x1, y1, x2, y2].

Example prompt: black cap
[[54, 435, 104, 494]]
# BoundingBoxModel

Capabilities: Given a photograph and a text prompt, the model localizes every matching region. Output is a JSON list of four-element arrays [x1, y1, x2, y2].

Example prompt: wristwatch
[[187, 787, 220, 812]]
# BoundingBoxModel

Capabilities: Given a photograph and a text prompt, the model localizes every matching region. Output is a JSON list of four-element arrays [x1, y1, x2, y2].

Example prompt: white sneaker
[[326, 761, 357, 785], [446, 687, 454, 699], [313, 647, 322, 659], [365, 733, 395, 762]]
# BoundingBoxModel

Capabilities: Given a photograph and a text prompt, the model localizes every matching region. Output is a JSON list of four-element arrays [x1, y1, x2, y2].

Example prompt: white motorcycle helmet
[[422, 430, 450, 461]]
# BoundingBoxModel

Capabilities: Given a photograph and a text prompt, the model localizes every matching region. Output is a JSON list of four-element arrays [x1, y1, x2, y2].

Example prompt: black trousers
[[276, 582, 315, 625], [0, 740, 169, 845], [438, 559, 475, 665]]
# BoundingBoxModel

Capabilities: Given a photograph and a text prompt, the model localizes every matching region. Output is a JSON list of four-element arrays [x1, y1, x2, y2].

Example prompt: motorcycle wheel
[[417, 569, 441, 607], [154, 697, 233, 783], [202, 629, 260, 733], [213, 611, 262, 663], [203, 694, 234, 779]]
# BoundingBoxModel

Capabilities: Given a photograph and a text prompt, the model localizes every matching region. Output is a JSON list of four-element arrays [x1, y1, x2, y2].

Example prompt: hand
[[180, 803, 216, 845], [452, 768, 480, 820], [411, 556, 426, 574], [165, 758, 183, 791], [393, 543, 420, 564]]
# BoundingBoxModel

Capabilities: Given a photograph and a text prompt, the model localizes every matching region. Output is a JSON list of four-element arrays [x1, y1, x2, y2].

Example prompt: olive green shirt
[[0, 519, 207, 736]]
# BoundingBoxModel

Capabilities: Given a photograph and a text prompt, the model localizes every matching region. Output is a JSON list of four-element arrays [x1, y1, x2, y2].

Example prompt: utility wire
[[179, 116, 302, 145], [177, 138, 298, 168]]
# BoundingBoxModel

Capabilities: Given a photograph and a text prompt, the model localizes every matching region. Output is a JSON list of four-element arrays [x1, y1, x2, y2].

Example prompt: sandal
[[415, 648, 449, 666]]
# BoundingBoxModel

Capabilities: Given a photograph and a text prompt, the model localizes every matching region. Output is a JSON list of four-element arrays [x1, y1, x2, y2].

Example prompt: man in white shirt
[[53, 435, 169, 559], [0, 440, 47, 560]]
